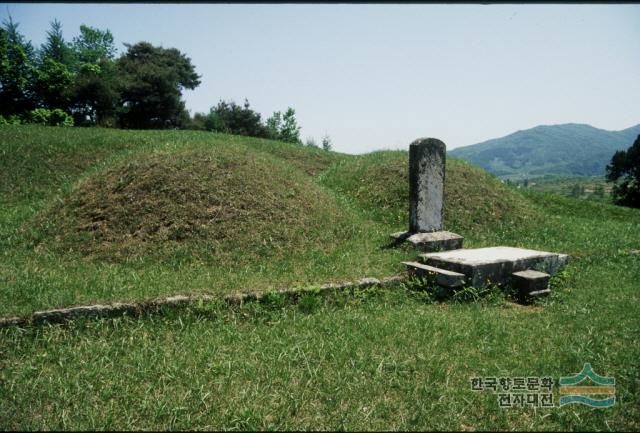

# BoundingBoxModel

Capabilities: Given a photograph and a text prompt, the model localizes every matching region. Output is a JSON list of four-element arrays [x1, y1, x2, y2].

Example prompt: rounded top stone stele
[[409, 137, 446, 151]]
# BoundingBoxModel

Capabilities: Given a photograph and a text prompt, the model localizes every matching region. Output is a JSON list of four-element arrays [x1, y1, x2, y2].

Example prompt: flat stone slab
[[402, 261, 466, 288], [420, 246, 569, 288], [391, 230, 464, 252]]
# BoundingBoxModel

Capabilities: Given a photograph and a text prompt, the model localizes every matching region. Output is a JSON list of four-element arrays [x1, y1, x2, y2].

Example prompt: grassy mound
[[29, 142, 351, 263], [320, 151, 539, 233]]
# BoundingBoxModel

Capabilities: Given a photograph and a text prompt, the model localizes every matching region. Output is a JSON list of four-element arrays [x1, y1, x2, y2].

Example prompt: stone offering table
[[418, 246, 569, 288]]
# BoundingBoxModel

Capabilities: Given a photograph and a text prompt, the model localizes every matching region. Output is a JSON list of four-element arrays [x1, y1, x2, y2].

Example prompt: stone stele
[[391, 137, 463, 252], [409, 137, 445, 232]]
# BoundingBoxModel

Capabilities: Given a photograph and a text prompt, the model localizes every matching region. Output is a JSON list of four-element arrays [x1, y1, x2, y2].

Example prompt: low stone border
[[0, 276, 406, 328]]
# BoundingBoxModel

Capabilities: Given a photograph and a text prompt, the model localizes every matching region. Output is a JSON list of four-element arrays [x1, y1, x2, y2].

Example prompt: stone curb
[[0, 275, 406, 328]]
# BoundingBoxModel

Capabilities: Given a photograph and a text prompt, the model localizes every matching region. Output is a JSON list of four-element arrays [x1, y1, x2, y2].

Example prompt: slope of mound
[[0, 126, 345, 208], [29, 142, 352, 262], [320, 151, 539, 233], [237, 134, 349, 177], [0, 125, 143, 205]]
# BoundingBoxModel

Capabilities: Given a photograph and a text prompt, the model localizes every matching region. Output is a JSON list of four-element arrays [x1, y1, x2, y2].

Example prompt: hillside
[[449, 123, 640, 179]]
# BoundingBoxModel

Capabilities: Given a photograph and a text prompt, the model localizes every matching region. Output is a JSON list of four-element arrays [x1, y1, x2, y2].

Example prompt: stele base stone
[[391, 230, 464, 252]]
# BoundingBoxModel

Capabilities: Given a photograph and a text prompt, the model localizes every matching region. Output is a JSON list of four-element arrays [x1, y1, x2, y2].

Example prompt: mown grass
[[1, 125, 640, 430], [1, 259, 638, 431]]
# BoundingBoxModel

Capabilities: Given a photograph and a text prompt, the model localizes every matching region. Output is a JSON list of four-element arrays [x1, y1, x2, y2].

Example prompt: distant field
[[1, 125, 639, 430], [511, 175, 613, 202]]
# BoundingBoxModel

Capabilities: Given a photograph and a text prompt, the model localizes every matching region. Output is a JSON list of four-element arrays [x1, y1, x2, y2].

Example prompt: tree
[[117, 42, 200, 129], [40, 20, 74, 66], [606, 134, 640, 208], [279, 107, 301, 144], [265, 108, 301, 143], [32, 20, 76, 111], [321, 134, 332, 151], [33, 56, 74, 110], [72, 25, 116, 64], [0, 16, 36, 116], [265, 111, 282, 139], [69, 25, 119, 125], [187, 111, 208, 131], [204, 99, 269, 137]]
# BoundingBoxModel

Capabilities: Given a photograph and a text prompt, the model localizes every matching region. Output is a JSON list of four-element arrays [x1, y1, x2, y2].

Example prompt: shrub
[[25, 108, 74, 126], [0, 115, 14, 125]]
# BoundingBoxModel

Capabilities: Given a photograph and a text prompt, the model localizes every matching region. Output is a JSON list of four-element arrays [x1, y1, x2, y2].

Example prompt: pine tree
[[0, 16, 36, 116]]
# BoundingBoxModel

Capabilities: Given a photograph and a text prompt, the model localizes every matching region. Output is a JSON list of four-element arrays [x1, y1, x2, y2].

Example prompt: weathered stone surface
[[391, 230, 463, 252], [512, 269, 551, 298], [402, 261, 465, 287], [420, 246, 569, 288], [409, 138, 445, 233]]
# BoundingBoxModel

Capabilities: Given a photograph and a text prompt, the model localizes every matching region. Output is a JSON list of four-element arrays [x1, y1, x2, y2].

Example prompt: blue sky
[[2, 3, 639, 153]]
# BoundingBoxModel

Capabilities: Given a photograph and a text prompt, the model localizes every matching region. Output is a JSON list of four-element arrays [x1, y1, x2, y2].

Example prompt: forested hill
[[449, 123, 640, 179]]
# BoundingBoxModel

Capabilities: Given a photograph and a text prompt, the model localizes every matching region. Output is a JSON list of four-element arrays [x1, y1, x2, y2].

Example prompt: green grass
[[1, 125, 640, 430]]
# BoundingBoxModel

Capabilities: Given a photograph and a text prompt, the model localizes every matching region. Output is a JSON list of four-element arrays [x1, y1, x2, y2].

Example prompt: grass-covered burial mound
[[30, 142, 351, 263], [320, 150, 539, 233]]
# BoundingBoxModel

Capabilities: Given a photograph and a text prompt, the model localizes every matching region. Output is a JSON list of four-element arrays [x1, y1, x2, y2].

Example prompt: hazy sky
[[2, 3, 639, 153]]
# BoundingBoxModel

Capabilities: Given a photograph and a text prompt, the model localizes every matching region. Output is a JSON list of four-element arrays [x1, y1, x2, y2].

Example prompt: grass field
[[1, 125, 639, 430]]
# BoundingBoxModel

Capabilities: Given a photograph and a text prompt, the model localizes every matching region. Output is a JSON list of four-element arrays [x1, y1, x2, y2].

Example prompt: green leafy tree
[[265, 111, 282, 139], [606, 135, 640, 208], [0, 17, 36, 116], [72, 25, 116, 64], [69, 25, 119, 125], [117, 42, 200, 129], [33, 56, 74, 110], [204, 99, 269, 137]]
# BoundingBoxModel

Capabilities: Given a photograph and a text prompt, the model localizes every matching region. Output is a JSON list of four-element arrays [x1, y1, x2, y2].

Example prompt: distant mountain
[[449, 123, 640, 179]]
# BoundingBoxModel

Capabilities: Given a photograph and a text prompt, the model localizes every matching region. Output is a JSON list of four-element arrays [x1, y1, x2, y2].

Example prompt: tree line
[[0, 17, 332, 149]]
